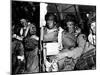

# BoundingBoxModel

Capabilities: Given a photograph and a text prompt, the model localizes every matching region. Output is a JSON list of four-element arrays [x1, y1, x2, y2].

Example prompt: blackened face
[[30, 24, 36, 35], [66, 21, 75, 33], [46, 16, 55, 29]]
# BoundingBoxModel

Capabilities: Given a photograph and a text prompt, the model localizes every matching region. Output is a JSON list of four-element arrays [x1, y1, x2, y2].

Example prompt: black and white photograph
[[11, 0, 96, 74]]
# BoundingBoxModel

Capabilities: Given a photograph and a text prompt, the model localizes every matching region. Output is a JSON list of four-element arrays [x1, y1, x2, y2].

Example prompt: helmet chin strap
[[68, 28, 74, 33], [91, 29, 95, 35]]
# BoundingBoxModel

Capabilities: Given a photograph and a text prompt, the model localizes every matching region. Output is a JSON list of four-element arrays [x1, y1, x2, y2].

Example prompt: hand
[[55, 52, 67, 61]]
